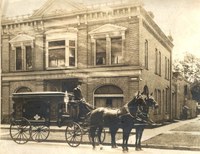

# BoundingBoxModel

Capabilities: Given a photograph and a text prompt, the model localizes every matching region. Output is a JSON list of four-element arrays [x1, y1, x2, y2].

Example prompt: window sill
[[13, 69, 33, 72], [46, 66, 76, 70], [92, 63, 128, 68]]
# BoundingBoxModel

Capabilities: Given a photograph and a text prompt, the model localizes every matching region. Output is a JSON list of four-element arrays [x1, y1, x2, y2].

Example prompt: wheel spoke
[[31, 125, 50, 142], [10, 117, 31, 144]]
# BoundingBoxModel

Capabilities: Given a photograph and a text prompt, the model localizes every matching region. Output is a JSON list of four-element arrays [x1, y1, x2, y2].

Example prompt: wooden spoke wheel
[[31, 125, 50, 142], [88, 128, 106, 145], [10, 117, 31, 144], [65, 122, 83, 147]]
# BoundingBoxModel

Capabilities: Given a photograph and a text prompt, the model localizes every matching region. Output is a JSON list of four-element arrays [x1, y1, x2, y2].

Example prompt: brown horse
[[89, 91, 158, 151]]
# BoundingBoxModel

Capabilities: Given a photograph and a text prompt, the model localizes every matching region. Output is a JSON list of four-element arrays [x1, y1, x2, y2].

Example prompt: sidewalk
[[121, 116, 200, 151]]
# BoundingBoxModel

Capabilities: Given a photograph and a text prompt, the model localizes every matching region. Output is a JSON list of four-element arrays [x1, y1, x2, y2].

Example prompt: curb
[[143, 144, 200, 151]]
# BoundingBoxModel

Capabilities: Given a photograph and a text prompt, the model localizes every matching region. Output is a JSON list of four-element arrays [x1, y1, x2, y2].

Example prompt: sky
[[1, 0, 200, 60]]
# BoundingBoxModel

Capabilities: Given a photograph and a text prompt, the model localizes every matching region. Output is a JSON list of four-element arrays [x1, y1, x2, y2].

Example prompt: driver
[[73, 81, 93, 119]]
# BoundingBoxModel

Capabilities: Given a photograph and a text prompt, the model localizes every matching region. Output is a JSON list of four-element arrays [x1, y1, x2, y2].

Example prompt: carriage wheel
[[31, 125, 50, 142], [88, 128, 106, 145], [65, 122, 83, 147], [10, 117, 31, 144]]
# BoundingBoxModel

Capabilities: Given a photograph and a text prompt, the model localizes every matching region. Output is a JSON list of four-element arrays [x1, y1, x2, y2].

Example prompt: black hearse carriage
[[9, 91, 83, 146]]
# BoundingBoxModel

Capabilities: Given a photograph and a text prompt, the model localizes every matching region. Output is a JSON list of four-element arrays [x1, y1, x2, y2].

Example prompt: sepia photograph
[[0, 0, 200, 154]]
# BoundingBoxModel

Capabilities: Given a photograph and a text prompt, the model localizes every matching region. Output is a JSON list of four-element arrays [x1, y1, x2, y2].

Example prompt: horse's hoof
[[122, 148, 128, 152], [135, 147, 140, 151]]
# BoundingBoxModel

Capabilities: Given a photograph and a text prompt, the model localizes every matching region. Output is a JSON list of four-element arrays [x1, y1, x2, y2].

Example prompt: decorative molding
[[32, 0, 86, 17], [89, 24, 127, 35], [9, 34, 35, 49], [9, 34, 34, 43]]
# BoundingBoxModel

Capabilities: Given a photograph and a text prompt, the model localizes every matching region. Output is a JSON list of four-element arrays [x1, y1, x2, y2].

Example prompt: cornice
[[2, 65, 142, 81], [140, 7, 174, 50]]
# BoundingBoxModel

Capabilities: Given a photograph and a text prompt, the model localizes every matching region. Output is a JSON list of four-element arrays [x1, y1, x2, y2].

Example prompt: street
[[0, 140, 200, 154], [1, 116, 200, 153]]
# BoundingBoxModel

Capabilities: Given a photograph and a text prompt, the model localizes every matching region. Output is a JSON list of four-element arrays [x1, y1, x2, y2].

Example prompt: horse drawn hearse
[[9, 91, 105, 147], [9, 86, 158, 152]]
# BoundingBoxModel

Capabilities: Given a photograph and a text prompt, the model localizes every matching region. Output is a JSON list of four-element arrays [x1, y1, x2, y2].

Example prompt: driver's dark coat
[[73, 87, 83, 100]]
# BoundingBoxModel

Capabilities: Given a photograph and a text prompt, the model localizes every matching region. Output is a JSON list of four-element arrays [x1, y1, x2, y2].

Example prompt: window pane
[[25, 46, 32, 70], [69, 48, 75, 66], [96, 39, 106, 65], [111, 37, 122, 64], [49, 48, 65, 67], [48, 40, 65, 47], [69, 40, 75, 47], [16, 47, 22, 70]]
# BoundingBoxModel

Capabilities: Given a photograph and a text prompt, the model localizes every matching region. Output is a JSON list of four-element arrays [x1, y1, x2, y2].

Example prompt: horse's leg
[[122, 129, 126, 151], [110, 127, 118, 148], [90, 126, 97, 149], [122, 127, 132, 152], [135, 127, 139, 151], [97, 126, 103, 150], [138, 126, 145, 150]]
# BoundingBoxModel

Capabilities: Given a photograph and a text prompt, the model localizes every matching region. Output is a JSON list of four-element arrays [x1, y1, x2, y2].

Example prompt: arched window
[[15, 87, 32, 93], [94, 85, 124, 108]]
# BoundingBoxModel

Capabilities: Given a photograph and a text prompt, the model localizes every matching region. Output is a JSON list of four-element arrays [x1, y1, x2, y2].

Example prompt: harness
[[122, 104, 153, 124]]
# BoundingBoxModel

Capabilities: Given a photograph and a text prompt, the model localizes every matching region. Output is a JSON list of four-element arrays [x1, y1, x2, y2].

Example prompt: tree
[[173, 52, 200, 102], [173, 52, 200, 83]]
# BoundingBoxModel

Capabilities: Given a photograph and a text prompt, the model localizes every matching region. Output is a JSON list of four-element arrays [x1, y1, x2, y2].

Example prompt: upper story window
[[45, 28, 77, 69], [155, 48, 161, 76], [9, 34, 34, 71], [111, 37, 122, 64], [144, 40, 148, 69], [96, 39, 106, 65], [158, 51, 161, 75], [48, 40, 66, 67], [89, 24, 126, 66], [155, 48, 158, 74], [165, 57, 170, 80]]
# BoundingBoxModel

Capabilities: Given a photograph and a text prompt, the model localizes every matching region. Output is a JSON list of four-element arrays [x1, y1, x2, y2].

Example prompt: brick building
[[172, 72, 197, 120], [1, 0, 173, 123]]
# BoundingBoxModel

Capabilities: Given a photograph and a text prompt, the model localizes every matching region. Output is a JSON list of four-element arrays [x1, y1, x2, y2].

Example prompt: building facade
[[1, 0, 173, 123], [172, 72, 197, 120]]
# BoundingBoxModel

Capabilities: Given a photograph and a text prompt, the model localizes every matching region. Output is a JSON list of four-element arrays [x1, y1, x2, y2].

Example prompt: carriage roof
[[12, 91, 66, 98]]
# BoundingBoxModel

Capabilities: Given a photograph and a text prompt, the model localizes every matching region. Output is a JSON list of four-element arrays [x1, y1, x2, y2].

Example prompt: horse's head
[[127, 91, 147, 115], [145, 93, 159, 109]]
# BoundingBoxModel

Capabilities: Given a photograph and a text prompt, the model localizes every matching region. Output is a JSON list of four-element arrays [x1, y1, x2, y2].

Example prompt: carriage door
[[94, 85, 124, 108]]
